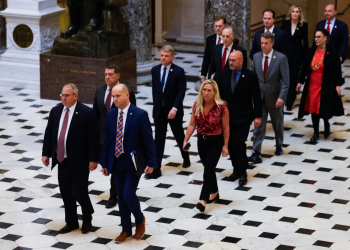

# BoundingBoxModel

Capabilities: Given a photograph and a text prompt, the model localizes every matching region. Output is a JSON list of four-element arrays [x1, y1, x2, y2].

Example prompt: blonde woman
[[183, 80, 229, 212], [281, 5, 309, 111]]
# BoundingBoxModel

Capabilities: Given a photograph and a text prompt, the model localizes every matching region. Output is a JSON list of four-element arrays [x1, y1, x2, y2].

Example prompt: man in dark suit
[[217, 51, 262, 186], [102, 84, 156, 243], [315, 4, 349, 63], [208, 26, 247, 86], [250, 9, 290, 60], [149, 45, 190, 179], [200, 16, 227, 83], [42, 84, 99, 234], [93, 64, 136, 209], [249, 32, 289, 163]]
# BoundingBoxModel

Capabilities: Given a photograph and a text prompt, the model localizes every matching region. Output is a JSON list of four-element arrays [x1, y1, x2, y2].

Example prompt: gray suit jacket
[[252, 50, 289, 108]]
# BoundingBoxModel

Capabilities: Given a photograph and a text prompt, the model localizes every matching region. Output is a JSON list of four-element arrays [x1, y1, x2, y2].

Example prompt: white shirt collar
[[161, 63, 172, 70], [119, 102, 130, 115], [327, 18, 336, 24], [263, 49, 273, 58], [64, 101, 77, 112], [264, 25, 275, 33], [107, 81, 120, 91], [223, 42, 233, 50]]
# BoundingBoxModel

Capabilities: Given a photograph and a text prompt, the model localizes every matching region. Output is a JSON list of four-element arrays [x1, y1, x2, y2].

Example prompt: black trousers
[[154, 107, 190, 170], [58, 159, 94, 226], [198, 134, 223, 201], [286, 61, 302, 108], [229, 123, 251, 177], [311, 113, 330, 134], [99, 145, 117, 198]]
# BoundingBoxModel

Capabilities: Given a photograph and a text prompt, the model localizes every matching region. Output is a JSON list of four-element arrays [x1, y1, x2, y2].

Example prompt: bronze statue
[[52, 0, 130, 58]]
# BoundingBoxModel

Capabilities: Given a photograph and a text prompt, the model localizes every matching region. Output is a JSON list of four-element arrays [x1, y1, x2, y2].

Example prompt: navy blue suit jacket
[[250, 28, 290, 60], [315, 19, 349, 61], [42, 102, 100, 172], [102, 104, 156, 174], [151, 63, 187, 119]]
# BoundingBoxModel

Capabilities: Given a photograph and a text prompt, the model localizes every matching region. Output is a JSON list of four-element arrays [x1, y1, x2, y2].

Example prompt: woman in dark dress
[[281, 5, 309, 111], [296, 28, 344, 142]]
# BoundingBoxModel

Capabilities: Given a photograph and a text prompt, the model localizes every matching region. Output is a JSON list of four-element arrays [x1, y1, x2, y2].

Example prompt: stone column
[[121, 0, 155, 84], [205, 0, 251, 54]]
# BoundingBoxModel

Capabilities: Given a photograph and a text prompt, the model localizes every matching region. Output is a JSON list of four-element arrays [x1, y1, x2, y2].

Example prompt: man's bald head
[[228, 51, 243, 71], [112, 84, 130, 110], [324, 4, 336, 21]]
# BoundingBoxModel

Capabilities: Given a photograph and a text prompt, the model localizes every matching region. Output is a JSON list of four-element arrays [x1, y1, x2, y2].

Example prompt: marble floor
[[1, 48, 350, 250]]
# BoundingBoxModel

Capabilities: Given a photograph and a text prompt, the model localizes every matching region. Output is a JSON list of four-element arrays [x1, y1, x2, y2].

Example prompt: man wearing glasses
[[42, 84, 100, 234]]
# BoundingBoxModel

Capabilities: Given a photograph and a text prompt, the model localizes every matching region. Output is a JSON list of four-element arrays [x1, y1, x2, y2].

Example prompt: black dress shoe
[[239, 175, 247, 186], [196, 202, 205, 212], [60, 26, 79, 39], [145, 169, 161, 179], [248, 151, 262, 163], [228, 173, 240, 181], [81, 223, 92, 234], [207, 193, 220, 204], [58, 224, 79, 234], [275, 146, 283, 156], [105, 196, 118, 209], [286, 106, 292, 111], [324, 129, 331, 139], [183, 160, 191, 168], [310, 134, 319, 143]]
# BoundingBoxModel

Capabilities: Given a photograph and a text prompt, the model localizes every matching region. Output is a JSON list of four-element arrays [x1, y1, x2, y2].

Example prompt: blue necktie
[[161, 67, 167, 91]]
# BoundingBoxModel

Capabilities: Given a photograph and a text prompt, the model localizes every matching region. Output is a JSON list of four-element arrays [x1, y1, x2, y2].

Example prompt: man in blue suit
[[102, 84, 156, 243], [250, 9, 290, 60], [148, 45, 191, 178], [315, 4, 349, 63]]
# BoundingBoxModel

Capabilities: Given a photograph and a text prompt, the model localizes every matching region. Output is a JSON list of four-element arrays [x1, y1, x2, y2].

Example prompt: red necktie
[[57, 108, 69, 163], [105, 88, 111, 112], [217, 37, 221, 45], [263, 56, 269, 78], [327, 21, 331, 33], [222, 47, 228, 70]]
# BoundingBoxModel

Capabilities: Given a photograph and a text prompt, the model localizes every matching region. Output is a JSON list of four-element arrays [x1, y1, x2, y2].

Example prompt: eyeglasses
[[60, 94, 72, 98]]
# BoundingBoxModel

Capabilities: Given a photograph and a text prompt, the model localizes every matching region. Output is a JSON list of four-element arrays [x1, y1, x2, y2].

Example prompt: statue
[[51, 0, 130, 58]]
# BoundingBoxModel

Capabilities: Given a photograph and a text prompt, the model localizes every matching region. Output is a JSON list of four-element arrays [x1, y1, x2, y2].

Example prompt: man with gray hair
[[249, 32, 289, 163], [42, 83, 100, 234], [208, 26, 247, 93], [148, 45, 190, 178]]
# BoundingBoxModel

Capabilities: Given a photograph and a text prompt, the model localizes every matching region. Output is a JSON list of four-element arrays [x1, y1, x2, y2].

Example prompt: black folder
[[131, 147, 148, 176]]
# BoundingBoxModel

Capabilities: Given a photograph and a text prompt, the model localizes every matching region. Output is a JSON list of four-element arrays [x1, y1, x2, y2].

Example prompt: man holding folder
[[102, 84, 156, 243]]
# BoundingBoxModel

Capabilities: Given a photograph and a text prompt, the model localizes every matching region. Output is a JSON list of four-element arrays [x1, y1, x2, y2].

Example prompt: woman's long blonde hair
[[195, 80, 225, 116], [286, 5, 306, 24]]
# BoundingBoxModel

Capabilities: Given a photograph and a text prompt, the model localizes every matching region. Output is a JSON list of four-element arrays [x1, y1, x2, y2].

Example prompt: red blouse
[[193, 102, 227, 135]]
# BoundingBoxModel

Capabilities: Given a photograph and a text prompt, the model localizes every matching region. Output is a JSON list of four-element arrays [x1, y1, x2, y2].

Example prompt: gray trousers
[[252, 104, 284, 153]]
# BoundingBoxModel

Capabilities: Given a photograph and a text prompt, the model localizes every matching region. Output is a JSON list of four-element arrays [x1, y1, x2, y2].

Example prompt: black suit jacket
[[315, 19, 349, 61], [208, 43, 247, 80], [250, 28, 290, 60], [93, 85, 136, 145], [281, 20, 309, 63], [151, 63, 187, 119], [217, 67, 262, 126], [42, 102, 100, 172], [201, 34, 239, 78]]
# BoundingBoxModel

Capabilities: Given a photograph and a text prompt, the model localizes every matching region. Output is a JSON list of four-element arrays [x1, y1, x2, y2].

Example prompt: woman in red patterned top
[[183, 80, 229, 212]]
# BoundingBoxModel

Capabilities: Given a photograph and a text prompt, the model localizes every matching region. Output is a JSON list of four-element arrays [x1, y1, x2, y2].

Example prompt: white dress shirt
[[264, 25, 275, 33], [160, 64, 171, 92], [324, 18, 336, 34], [117, 102, 130, 153], [57, 101, 77, 158], [222, 43, 233, 65], [216, 34, 223, 45], [262, 49, 273, 71], [104, 81, 120, 108]]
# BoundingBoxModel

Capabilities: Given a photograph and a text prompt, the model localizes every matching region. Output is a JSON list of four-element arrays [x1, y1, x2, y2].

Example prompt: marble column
[[121, 0, 155, 84], [205, 0, 251, 54]]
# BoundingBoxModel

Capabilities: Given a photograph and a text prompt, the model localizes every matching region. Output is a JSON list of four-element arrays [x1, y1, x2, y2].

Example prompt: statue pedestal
[[0, 0, 64, 89], [40, 50, 137, 104]]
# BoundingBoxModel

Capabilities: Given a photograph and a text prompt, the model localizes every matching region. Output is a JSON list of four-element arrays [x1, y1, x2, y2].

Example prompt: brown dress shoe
[[135, 216, 146, 240], [115, 232, 132, 243]]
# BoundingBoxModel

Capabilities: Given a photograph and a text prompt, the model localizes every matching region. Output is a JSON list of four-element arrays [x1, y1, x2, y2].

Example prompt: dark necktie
[[57, 108, 69, 163], [327, 21, 331, 33], [231, 71, 237, 93], [263, 56, 269, 78], [105, 88, 111, 111], [217, 37, 221, 45], [161, 67, 167, 91], [222, 47, 228, 70], [115, 111, 124, 158]]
